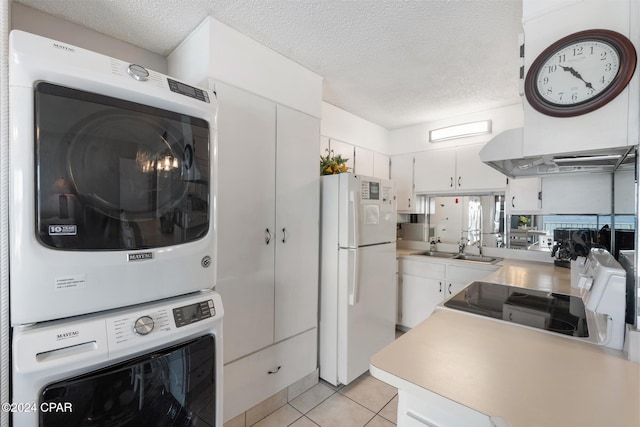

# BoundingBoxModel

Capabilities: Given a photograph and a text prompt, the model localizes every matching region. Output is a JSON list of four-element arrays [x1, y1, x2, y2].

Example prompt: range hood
[[479, 128, 636, 178]]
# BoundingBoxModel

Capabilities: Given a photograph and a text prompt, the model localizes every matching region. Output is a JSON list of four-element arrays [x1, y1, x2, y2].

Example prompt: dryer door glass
[[35, 82, 211, 250], [39, 335, 216, 426]]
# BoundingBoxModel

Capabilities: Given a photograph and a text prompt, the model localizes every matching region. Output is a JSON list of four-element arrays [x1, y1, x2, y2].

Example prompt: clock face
[[535, 40, 619, 105], [525, 30, 637, 117]]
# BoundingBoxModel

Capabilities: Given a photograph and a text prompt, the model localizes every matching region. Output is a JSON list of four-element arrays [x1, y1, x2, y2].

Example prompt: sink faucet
[[458, 239, 467, 254]]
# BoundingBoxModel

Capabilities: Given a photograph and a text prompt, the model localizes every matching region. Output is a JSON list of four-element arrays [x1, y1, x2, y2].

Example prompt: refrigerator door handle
[[349, 190, 358, 247], [348, 250, 359, 306]]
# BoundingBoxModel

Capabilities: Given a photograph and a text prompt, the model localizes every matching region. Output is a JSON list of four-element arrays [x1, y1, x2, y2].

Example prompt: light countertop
[[376, 257, 639, 427]]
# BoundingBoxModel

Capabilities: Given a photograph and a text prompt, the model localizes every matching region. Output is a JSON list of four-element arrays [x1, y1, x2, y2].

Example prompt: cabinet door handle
[[448, 283, 452, 294], [282, 227, 288, 243], [458, 176, 461, 187], [265, 228, 271, 245], [511, 196, 515, 208], [450, 177, 453, 187], [268, 366, 281, 374], [406, 410, 440, 427], [408, 198, 411, 208], [439, 282, 442, 293]]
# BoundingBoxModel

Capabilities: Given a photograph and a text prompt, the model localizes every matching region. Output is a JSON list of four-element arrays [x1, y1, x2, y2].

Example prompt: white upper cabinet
[[373, 152, 390, 179], [614, 170, 635, 215], [414, 144, 506, 194], [391, 154, 423, 213], [414, 149, 456, 193], [354, 146, 374, 176], [541, 173, 612, 214], [506, 177, 542, 214]]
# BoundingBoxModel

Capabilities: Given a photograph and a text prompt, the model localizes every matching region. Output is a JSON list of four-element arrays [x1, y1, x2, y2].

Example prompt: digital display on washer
[[173, 300, 214, 327]]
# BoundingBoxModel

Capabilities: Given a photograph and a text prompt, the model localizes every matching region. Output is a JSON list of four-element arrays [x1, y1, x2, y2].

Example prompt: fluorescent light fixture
[[554, 154, 621, 163], [429, 120, 492, 142]]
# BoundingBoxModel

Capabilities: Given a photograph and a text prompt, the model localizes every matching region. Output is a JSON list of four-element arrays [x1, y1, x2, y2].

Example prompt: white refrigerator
[[320, 173, 397, 386]]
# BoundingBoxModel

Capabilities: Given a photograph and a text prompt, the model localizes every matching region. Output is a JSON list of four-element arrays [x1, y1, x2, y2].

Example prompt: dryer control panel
[[173, 299, 216, 327]]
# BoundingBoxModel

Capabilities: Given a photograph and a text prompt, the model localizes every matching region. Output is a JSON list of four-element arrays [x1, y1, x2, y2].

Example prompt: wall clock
[[524, 29, 637, 117]]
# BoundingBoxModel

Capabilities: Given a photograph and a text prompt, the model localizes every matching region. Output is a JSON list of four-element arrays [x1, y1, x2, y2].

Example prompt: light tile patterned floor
[[250, 372, 398, 427]]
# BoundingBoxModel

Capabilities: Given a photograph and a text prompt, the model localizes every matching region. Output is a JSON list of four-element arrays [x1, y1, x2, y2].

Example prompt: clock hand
[[559, 65, 594, 90]]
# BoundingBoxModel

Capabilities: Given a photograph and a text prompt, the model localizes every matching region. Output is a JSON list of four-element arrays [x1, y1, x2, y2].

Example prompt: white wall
[[169, 17, 323, 119], [11, 2, 166, 73], [321, 102, 390, 153], [389, 103, 524, 155]]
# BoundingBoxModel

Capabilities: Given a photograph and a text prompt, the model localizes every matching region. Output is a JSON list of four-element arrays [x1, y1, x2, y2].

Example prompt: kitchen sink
[[411, 251, 457, 258], [453, 254, 498, 263]]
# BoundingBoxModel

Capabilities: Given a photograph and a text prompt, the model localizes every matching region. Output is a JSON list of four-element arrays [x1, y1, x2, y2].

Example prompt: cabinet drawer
[[446, 264, 498, 285], [401, 260, 445, 279], [224, 328, 317, 422], [398, 389, 494, 427]]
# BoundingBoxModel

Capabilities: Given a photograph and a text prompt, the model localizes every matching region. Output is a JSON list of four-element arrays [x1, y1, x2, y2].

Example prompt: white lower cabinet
[[401, 275, 444, 328], [398, 259, 499, 328], [399, 261, 446, 328], [224, 329, 317, 422], [398, 389, 495, 427]]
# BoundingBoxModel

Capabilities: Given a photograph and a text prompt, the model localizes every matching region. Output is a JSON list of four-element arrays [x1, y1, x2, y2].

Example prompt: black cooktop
[[444, 281, 588, 338]]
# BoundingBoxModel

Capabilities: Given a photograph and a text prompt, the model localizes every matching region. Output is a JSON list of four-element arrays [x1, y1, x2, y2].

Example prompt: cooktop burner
[[443, 281, 588, 338]]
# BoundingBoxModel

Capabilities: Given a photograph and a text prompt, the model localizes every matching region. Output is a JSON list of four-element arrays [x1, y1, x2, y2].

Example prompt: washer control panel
[[173, 299, 215, 328]]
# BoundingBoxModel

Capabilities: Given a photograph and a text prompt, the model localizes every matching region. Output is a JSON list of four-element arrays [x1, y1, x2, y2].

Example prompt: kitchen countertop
[[375, 257, 639, 427]]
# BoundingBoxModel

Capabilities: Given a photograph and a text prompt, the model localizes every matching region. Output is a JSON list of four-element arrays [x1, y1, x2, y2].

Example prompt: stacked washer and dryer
[[8, 31, 223, 426]]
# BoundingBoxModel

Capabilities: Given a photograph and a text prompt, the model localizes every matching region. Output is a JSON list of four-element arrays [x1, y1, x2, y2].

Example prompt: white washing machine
[[11, 290, 223, 426]]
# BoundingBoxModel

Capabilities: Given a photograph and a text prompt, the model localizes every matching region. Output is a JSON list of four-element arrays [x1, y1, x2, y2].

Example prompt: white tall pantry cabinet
[[168, 17, 323, 423], [215, 82, 319, 420]]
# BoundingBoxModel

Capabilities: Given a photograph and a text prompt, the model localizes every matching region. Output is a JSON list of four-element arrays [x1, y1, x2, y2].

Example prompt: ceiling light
[[429, 120, 492, 142]]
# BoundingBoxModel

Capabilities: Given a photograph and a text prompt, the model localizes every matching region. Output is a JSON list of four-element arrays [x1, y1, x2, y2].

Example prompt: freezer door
[[337, 243, 396, 385]]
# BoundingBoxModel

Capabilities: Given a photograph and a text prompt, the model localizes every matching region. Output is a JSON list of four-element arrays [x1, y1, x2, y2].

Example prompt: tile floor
[[249, 372, 398, 427]]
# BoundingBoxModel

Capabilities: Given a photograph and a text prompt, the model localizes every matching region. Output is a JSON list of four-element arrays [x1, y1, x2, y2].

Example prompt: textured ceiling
[[15, 0, 524, 130]]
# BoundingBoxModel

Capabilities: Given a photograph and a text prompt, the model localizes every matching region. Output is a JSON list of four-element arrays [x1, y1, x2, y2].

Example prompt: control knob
[[127, 64, 149, 81], [134, 315, 154, 335]]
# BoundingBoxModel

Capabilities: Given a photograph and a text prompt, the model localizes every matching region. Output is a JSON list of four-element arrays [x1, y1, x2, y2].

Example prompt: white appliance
[[442, 248, 627, 350], [577, 248, 627, 350], [320, 174, 397, 386], [9, 30, 218, 325], [12, 290, 223, 427]]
